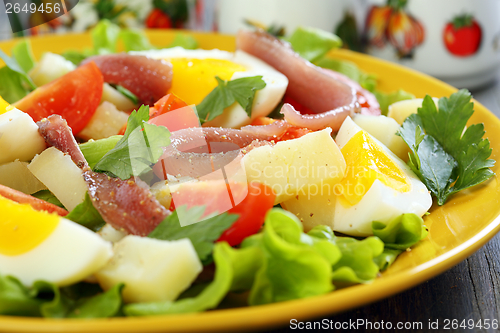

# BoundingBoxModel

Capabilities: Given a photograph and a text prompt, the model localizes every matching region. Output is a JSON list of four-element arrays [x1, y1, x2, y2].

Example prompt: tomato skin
[[217, 182, 276, 246], [14, 62, 103, 134], [444, 20, 482, 57], [146, 9, 172, 29], [168, 181, 275, 246], [119, 93, 193, 134], [149, 93, 188, 119]]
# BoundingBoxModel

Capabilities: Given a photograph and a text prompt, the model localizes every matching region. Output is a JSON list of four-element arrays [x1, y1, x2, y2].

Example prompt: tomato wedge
[[149, 93, 188, 119], [14, 62, 103, 134], [170, 181, 275, 246], [119, 93, 195, 135], [148, 93, 199, 132], [217, 182, 275, 246]]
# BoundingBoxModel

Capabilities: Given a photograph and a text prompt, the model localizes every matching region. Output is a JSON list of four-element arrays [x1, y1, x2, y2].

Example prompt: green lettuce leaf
[[92, 19, 121, 54], [373, 248, 403, 271], [38, 281, 123, 318], [314, 57, 377, 92], [79, 135, 122, 169], [330, 237, 383, 283], [148, 206, 239, 262], [307, 225, 384, 283], [0, 67, 30, 103], [31, 190, 64, 208], [66, 283, 124, 318], [11, 39, 36, 73], [0, 274, 42, 316], [0, 274, 123, 318], [66, 193, 106, 232], [245, 209, 340, 305], [287, 26, 342, 62], [0, 45, 36, 103], [372, 213, 428, 250], [61, 50, 92, 66], [120, 29, 156, 52], [374, 89, 415, 115], [167, 33, 199, 49]]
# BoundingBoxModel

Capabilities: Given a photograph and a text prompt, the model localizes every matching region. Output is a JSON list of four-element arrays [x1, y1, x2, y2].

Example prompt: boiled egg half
[[333, 117, 432, 236], [133, 47, 288, 128], [0, 196, 113, 287]]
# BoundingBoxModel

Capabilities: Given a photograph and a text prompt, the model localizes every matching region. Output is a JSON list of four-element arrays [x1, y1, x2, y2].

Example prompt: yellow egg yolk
[[167, 58, 247, 105], [0, 196, 60, 256], [337, 131, 411, 205], [0, 96, 13, 115]]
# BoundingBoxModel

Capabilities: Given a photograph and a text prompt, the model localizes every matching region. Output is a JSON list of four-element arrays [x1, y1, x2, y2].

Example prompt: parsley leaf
[[66, 193, 106, 232], [197, 76, 266, 123], [148, 206, 239, 262], [398, 90, 495, 205], [93, 105, 171, 180]]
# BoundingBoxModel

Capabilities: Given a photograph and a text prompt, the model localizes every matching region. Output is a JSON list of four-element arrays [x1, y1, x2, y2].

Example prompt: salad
[[0, 21, 495, 319]]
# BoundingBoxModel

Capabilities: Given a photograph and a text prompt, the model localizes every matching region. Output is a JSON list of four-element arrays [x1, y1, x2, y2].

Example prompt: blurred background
[[1, 0, 500, 89]]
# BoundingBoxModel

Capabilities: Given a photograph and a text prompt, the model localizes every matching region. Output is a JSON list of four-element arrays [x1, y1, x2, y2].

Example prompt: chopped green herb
[[398, 90, 495, 205], [93, 105, 171, 180], [197, 76, 266, 123]]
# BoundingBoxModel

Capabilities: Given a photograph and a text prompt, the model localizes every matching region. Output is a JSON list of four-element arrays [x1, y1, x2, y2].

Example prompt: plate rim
[[1, 31, 500, 333]]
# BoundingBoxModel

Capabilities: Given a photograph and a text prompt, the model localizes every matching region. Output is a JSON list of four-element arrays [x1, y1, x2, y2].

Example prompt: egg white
[[333, 117, 432, 237], [133, 47, 289, 128], [0, 218, 112, 287]]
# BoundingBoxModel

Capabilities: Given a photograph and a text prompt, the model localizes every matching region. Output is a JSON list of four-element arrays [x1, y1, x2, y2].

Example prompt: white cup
[[217, 0, 361, 37], [364, 0, 500, 89]]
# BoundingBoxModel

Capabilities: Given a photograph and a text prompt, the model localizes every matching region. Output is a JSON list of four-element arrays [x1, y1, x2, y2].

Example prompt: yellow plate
[[0, 31, 499, 333]]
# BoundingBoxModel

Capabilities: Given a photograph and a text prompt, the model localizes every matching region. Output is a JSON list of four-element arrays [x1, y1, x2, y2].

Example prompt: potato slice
[[353, 114, 410, 160], [78, 102, 129, 141], [0, 160, 46, 194], [95, 236, 202, 303], [29, 52, 76, 86], [101, 83, 137, 112], [242, 128, 345, 203], [0, 109, 46, 165], [387, 97, 439, 125], [281, 190, 337, 232], [28, 147, 87, 211]]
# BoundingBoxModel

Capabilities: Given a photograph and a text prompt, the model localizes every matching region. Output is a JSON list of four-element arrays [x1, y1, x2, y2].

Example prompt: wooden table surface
[[265, 80, 500, 333]]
